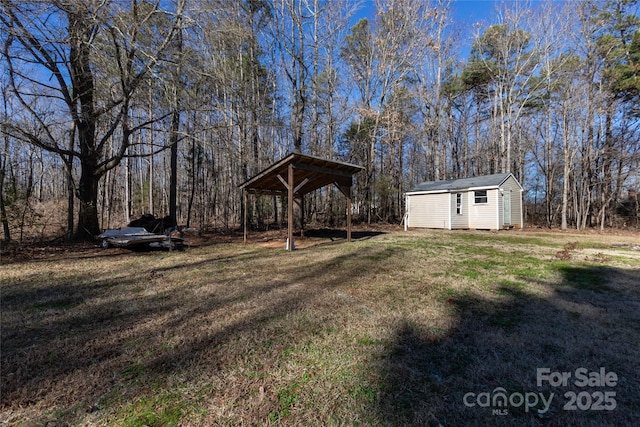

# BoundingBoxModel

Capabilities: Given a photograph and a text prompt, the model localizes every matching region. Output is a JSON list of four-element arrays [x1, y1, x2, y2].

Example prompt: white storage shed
[[405, 173, 523, 230]]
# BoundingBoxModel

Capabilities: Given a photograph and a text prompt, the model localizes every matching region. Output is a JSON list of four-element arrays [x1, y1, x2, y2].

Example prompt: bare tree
[[467, 1, 542, 174], [1, 0, 185, 240], [273, 0, 308, 153], [0, 84, 10, 242]]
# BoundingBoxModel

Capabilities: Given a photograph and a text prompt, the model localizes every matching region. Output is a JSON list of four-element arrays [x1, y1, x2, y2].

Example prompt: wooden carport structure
[[239, 153, 364, 250]]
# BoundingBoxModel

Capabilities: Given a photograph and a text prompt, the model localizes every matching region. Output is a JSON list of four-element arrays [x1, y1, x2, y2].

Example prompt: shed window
[[456, 193, 463, 215], [474, 190, 488, 204]]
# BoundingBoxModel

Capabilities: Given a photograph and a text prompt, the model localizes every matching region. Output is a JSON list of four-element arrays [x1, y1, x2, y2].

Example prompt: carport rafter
[[239, 153, 363, 249]]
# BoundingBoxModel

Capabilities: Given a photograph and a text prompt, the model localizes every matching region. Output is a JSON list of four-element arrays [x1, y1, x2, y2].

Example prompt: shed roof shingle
[[407, 173, 513, 193]]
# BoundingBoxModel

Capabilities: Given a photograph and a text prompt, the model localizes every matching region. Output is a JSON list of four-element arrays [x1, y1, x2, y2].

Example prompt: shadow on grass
[[301, 228, 386, 241], [3, 243, 638, 426], [373, 265, 640, 426], [140, 243, 406, 376], [0, 242, 406, 424], [1, 248, 272, 409]]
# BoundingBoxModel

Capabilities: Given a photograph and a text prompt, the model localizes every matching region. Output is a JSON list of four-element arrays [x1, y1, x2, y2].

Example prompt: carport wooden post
[[347, 188, 352, 242], [299, 195, 304, 237], [288, 163, 294, 250], [336, 183, 353, 242]]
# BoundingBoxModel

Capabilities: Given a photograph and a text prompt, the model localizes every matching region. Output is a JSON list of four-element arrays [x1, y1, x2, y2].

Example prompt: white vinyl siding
[[451, 192, 469, 229], [407, 192, 451, 229], [408, 188, 499, 230], [405, 173, 523, 230], [469, 188, 499, 229]]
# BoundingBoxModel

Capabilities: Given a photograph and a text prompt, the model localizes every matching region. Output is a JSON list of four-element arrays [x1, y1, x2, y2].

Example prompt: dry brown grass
[[1, 228, 639, 426]]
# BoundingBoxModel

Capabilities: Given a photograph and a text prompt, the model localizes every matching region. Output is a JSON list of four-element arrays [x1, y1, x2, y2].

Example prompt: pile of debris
[[98, 214, 183, 250], [128, 214, 177, 234]]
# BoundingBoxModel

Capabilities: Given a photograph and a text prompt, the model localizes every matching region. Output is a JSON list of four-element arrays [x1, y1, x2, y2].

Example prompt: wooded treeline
[[1, 0, 638, 243]]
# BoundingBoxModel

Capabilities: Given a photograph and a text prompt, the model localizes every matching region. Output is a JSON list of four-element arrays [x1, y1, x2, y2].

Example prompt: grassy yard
[[1, 229, 639, 426]]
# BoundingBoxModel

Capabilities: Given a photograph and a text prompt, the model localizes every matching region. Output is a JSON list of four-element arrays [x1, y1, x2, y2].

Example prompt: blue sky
[[451, 0, 498, 24], [451, 1, 500, 57], [353, 0, 498, 25], [352, 0, 501, 57]]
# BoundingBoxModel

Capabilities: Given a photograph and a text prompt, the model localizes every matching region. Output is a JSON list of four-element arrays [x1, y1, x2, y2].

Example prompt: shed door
[[503, 190, 511, 225]]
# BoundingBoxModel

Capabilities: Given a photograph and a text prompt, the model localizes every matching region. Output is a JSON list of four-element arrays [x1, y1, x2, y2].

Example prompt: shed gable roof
[[407, 173, 516, 194]]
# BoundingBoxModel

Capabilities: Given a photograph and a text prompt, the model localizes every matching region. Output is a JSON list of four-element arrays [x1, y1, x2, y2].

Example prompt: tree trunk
[[169, 110, 179, 225], [71, 7, 100, 240], [124, 155, 131, 225], [75, 160, 100, 240], [0, 108, 11, 243], [66, 155, 75, 240], [0, 152, 9, 243], [561, 142, 570, 230], [1, 91, 11, 243]]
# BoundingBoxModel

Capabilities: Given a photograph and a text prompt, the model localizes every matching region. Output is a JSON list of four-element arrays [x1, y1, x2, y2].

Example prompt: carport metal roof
[[239, 152, 364, 249]]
